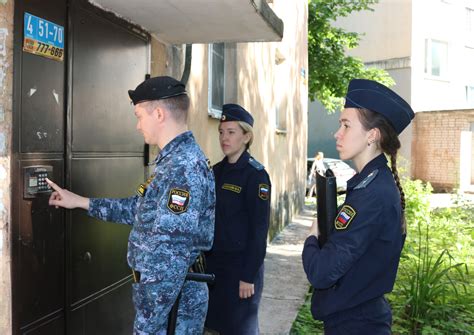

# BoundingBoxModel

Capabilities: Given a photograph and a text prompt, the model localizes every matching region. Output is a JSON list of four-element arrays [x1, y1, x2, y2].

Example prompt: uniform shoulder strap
[[354, 169, 379, 190], [248, 157, 264, 171]]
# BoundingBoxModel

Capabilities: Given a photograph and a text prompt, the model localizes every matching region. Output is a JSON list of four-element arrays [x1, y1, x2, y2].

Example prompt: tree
[[308, 0, 394, 112]]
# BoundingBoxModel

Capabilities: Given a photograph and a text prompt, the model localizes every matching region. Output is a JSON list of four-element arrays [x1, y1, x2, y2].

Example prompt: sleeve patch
[[334, 205, 356, 230], [167, 188, 190, 214], [258, 184, 270, 200]]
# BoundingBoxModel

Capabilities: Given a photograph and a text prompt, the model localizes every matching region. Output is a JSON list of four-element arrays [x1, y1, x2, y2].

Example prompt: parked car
[[306, 158, 356, 196]]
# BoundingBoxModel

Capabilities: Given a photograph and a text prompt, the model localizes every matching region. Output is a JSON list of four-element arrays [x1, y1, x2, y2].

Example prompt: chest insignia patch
[[258, 184, 269, 200], [167, 188, 190, 214], [136, 174, 156, 197], [222, 183, 242, 193], [334, 205, 356, 230]]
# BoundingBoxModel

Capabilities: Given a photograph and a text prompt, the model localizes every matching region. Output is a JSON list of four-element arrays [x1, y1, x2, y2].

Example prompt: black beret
[[344, 79, 415, 134], [128, 76, 187, 105], [221, 104, 254, 127]]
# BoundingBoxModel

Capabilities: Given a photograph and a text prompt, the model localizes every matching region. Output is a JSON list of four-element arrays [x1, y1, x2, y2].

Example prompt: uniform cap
[[128, 76, 187, 105], [344, 79, 415, 134], [221, 104, 254, 127]]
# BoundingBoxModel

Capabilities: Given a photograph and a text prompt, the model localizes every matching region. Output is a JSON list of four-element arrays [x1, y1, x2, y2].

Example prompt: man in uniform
[[47, 76, 215, 334]]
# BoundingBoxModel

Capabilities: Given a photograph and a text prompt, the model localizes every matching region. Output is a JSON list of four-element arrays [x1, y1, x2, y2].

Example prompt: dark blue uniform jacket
[[302, 154, 404, 320], [211, 151, 271, 283]]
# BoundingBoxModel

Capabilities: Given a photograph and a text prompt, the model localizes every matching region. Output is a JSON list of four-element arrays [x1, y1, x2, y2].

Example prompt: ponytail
[[390, 152, 407, 234]]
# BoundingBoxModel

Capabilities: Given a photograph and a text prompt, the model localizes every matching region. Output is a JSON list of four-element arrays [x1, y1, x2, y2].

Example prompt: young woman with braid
[[302, 79, 415, 334]]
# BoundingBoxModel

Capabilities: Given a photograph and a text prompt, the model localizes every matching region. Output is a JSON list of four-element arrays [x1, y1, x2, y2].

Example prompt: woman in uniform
[[302, 79, 415, 334], [205, 104, 271, 335]]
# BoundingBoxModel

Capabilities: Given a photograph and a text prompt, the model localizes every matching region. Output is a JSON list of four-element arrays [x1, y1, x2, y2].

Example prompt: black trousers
[[323, 296, 392, 335]]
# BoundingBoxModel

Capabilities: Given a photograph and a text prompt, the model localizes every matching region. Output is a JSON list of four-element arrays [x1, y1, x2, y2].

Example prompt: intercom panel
[[23, 165, 53, 198]]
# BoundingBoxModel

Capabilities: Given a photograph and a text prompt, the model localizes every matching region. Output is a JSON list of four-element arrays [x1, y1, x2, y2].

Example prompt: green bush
[[390, 179, 473, 334]]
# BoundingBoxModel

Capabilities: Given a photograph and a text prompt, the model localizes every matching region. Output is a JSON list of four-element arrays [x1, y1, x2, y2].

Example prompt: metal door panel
[[15, 159, 65, 333], [71, 6, 147, 153], [13, 1, 148, 334], [20, 52, 64, 153], [12, 1, 67, 333], [23, 316, 64, 335], [69, 157, 142, 305], [69, 281, 134, 335], [18, 1, 66, 154]]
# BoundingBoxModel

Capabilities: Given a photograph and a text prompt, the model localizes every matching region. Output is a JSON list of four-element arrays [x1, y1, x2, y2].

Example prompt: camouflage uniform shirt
[[88, 131, 215, 334]]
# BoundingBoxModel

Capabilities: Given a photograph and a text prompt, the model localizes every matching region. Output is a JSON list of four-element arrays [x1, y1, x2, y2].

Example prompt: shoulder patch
[[258, 183, 270, 200], [248, 157, 264, 171], [354, 169, 379, 190], [167, 188, 190, 214], [334, 205, 356, 230]]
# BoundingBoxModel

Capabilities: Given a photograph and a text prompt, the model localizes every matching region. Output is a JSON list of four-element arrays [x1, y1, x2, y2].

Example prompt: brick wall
[[412, 109, 474, 191]]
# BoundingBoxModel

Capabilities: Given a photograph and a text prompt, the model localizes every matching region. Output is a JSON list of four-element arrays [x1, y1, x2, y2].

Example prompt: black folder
[[316, 168, 338, 247]]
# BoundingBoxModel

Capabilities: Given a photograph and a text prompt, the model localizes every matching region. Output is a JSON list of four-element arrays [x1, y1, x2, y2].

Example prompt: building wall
[[411, 0, 474, 112], [412, 109, 474, 191], [186, 0, 308, 238], [335, 0, 412, 62], [308, 100, 340, 160], [0, 0, 13, 333]]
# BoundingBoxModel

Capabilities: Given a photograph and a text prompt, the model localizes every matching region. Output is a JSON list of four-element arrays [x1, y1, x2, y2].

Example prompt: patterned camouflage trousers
[[133, 280, 208, 334]]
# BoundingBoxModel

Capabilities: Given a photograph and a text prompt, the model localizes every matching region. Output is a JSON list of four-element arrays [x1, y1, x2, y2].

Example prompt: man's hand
[[308, 218, 319, 238], [46, 178, 90, 210], [239, 281, 255, 299]]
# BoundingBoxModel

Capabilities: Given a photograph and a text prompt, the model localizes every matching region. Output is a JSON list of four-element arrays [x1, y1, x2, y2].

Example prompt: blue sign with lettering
[[23, 12, 64, 61]]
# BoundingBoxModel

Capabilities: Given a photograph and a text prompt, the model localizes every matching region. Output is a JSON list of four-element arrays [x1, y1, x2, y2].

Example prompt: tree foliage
[[308, 0, 395, 112]]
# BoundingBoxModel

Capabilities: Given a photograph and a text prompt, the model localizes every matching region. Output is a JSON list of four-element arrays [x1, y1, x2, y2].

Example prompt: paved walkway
[[259, 208, 315, 335]]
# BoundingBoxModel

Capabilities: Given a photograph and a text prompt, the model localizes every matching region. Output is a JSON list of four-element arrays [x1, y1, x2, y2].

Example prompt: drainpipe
[[180, 44, 192, 85]]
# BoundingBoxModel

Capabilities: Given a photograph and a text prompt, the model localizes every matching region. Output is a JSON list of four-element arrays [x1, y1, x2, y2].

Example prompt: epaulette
[[354, 169, 379, 190], [248, 157, 264, 171], [206, 158, 213, 171]]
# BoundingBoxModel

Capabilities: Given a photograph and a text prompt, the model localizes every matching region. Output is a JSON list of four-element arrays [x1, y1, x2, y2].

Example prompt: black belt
[[132, 253, 208, 283], [131, 269, 215, 284]]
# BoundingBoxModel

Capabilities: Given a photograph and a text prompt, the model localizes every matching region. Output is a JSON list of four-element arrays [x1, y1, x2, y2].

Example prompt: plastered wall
[[0, 0, 13, 333]]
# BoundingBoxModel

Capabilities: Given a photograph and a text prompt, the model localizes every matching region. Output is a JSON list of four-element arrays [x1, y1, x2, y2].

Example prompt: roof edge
[[250, 0, 284, 41]]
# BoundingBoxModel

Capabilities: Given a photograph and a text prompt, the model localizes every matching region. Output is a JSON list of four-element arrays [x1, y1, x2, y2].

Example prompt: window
[[424, 39, 448, 78], [208, 43, 225, 118], [467, 85, 474, 106]]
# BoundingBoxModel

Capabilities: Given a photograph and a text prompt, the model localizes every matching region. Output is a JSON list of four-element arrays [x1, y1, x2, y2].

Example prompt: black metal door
[[67, 3, 148, 334], [12, 1, 67, 333], [12, 1, 149, 334]]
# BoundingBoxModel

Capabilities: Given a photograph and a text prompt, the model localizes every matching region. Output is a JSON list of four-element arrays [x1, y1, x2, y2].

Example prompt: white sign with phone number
[[23, 12, 65, 61]]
